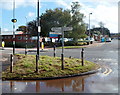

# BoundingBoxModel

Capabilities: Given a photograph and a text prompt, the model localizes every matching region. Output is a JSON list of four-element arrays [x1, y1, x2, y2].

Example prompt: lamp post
[[11, 0, 17, 55], [10, 0, 17, 73], [89, 13, 92, 39], [25, 17, 27, 55]]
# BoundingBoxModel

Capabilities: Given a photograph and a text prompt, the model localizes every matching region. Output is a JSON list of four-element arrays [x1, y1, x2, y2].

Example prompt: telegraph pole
[[37, 0, 40, 57], [25, 17, 28, 55], [36, 0, 40, 73], [12, 0, 17, 55]]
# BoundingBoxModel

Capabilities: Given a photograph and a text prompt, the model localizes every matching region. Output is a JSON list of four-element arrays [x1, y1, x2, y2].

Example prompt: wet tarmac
[[2, 40, 118, 93]]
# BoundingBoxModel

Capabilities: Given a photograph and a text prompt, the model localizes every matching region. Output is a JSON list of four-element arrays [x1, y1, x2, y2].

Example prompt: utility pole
[[12, 0, 17, 55], [25, 17, 28, 55], [10, 0, 17, 73], [36, 0, 40, 73], [37, 0, 40, 57]]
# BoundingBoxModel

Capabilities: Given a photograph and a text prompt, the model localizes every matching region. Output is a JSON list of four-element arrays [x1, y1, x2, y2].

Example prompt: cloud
[[81, 2, 118, 33], [55, 0, 118, 33], [0, 0, 38, 10], [3, 28, 9, 31], [28, 12, 35, 18]]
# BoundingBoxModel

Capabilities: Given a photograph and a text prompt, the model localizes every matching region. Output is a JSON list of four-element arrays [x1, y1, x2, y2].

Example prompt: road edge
[[2, 68, 101, 81]]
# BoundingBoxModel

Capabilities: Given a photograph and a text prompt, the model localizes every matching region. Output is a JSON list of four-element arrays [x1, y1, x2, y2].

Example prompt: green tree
[[40, 8, 71, 37], [70, 2, 86, 41], [91, 27, 110, 37], [27, 8, 71, 37], [27, 20, 37, 36], [98, 21, 105, 35]]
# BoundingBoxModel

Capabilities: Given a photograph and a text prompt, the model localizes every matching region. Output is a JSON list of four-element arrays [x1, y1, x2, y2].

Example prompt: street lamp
[[25, 17, 28, 55], [11, 0, 17, 55], [89, 13, 92, 39]]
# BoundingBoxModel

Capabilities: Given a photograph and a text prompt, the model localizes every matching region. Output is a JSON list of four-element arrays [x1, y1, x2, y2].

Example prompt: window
[[17, 36, 22, 40]]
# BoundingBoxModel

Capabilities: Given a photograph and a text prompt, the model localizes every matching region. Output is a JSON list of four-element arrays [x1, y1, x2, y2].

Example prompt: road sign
[[63, 27, 73, 31], [51, 27, 62, 32], [51, 27, 73, 32], [49, 32, 62, 35], [49, 32, 62, 38]]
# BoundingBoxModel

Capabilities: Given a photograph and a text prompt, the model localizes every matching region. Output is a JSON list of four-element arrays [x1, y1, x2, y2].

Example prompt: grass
[[2, 54, 100, 80], [57, 46, 86, 49]]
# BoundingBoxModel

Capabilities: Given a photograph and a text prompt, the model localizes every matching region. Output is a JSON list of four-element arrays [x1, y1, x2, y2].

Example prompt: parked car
[[106, 38, 111, 42], [59, 38, 69, 42]]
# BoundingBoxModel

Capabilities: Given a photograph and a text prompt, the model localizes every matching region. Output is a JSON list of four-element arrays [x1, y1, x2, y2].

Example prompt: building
[[0, 31, 32, 42]]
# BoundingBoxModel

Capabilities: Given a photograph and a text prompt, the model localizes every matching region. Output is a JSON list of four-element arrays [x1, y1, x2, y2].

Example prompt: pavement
[[0, 41, 105, 51]]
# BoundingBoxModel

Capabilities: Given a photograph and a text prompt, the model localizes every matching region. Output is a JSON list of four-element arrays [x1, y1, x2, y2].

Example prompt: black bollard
[[81, 48, 84, 66], [61, 53, 64, 70], [36, 54, 39, 73], [25, 50, 27, 55], [53, 45, 56, 57], [10, 54, 13, 73]]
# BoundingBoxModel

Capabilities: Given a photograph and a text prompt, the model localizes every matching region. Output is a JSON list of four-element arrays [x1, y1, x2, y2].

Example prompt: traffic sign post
[[51, 26, 73, 70]]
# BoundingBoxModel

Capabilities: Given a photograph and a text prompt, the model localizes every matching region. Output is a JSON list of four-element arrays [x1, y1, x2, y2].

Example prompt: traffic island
[[2, 54, 100, 80]]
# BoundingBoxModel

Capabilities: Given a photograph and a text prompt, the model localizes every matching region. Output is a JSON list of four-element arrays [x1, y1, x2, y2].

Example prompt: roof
[[0, 31, 24, 35]]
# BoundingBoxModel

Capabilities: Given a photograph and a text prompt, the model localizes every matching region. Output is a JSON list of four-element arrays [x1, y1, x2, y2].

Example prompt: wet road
[[1, 40, 118, 93]]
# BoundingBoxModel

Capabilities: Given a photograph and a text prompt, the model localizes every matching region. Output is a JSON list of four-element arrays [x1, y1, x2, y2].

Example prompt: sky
[[0, 0, 119, 33]]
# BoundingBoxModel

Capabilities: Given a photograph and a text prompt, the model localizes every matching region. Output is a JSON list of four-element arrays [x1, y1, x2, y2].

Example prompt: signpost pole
[[51, 26, 73, 70]]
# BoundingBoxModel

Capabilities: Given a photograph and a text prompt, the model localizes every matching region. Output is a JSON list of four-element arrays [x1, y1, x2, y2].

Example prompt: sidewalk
[[84, 41, 105, 48], [0, 41, 105, 50]]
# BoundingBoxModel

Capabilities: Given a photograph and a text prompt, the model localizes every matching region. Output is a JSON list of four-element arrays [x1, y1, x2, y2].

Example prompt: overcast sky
[[0, 0, 119, 33]]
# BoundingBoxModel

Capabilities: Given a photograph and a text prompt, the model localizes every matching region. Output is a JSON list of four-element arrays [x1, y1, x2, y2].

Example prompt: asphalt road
[[1, 39, 118, 93]]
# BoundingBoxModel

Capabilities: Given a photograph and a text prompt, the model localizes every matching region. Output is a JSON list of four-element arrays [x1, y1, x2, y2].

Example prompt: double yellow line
[[103, 66, 112, 75]]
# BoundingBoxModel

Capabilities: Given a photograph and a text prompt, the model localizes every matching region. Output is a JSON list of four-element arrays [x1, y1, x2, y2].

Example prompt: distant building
[[0, 31, 32, 42], [110, 33, 119, 39]]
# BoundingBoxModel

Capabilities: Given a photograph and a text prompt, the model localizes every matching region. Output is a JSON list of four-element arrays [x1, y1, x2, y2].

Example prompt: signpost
[[51, 27, 62, 32], [49, 32, 62, 38], [51, 27, 73, 32], [51, 27, 73, 70]]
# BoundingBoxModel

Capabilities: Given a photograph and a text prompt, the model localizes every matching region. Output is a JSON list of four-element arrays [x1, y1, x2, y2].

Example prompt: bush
[[64, 41, 87, 46], [64, 41, 77, 46]]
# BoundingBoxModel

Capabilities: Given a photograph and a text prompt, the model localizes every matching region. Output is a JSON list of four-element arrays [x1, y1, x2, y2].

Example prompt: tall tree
[[91, 27, 110, 37], [27, 20, 37, 36], [27, 8, 71, 37], [40, 8, 71, 37], [70, 2, 86, 41], [99, 21, 105, 35]]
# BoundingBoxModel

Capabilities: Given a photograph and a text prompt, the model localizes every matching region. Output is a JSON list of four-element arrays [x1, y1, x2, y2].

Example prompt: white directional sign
[[63, 27, 73, 31], [51, 27, 73, 32], [51, 27, 62, 32]]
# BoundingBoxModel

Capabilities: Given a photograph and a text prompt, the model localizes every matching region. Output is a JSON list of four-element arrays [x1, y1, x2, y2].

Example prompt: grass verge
[[57, 46, 86, 49], [2, 54, 100, 80]]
